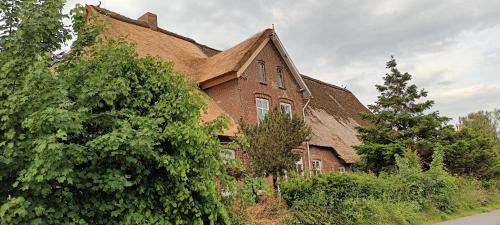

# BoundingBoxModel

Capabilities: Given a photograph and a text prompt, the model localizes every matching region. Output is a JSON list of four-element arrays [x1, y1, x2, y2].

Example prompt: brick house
[[86, 5, 370, 175]]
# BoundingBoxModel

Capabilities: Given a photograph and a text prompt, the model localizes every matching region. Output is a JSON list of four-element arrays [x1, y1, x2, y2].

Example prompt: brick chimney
[[138, 12, 157, 31]]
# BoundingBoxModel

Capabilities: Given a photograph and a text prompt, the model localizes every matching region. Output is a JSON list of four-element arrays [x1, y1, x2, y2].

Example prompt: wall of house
[[205, 78, 242, 122], [303, 145, 352, 173], [237, 42, 305, 124], [206, 41, 308, 173]]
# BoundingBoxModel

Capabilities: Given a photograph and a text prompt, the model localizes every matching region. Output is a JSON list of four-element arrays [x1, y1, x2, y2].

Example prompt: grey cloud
[[64, 0, 500, 123]]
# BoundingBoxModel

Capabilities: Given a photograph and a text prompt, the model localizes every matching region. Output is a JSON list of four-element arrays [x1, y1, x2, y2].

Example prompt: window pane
[[277, 68, 284, 88], [280, 103, 292, 117], [258, 62, 266, 82], [256, 98, 269, 123], [219, 149, 235, 162]]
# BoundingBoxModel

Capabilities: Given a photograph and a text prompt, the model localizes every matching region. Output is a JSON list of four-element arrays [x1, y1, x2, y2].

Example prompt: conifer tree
[[355, 56, 452, 174], [241, 108, 310, 178]]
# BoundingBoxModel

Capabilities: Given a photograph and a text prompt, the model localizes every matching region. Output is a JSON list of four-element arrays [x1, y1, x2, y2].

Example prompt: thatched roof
[[86, 5, 239, 136], [302, 75, 371, 163], [87, 5, 271, 85]]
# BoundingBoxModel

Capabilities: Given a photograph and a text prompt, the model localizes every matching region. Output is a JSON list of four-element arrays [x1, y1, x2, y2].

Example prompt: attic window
[[277, 67, 285, 88], [257, 61, 266, 83]]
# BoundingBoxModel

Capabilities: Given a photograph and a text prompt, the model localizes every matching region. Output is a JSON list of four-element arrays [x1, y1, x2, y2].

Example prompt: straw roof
[[87, 5, 272, 85], [86, 5, 239, 136], [302, 75, 371, 163], [194, 29, 272, 83]]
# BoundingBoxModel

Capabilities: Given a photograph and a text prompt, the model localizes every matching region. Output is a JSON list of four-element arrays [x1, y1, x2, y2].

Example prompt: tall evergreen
[[355, 56, 453, 174]]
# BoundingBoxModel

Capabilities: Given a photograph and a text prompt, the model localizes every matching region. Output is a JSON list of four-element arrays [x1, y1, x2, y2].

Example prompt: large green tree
[[355, 57, 453, 174], [241, 108, 310, 178], [444, 110, 500, 179], [1, 2, 229, 224]]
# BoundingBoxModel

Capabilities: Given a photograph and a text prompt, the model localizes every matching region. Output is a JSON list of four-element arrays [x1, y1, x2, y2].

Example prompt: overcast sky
[[64, 0, 500, 124]]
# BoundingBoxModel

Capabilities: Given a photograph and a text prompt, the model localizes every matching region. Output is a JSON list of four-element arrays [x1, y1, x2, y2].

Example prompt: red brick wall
[[205, 79, 242, 121], [237, 42, 305, 124], [206, 40, 311, 174], [303, 146, 351, 173], [205, 41, 305, 125]]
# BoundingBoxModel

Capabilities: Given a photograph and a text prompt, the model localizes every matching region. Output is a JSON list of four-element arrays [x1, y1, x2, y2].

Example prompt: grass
[[423, 194, 500, 224]]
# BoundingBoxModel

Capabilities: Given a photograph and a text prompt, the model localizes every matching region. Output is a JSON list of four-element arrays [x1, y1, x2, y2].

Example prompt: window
[[312, 160, 322, 175], [339, 166, 346, 173], [280, 102, 292, 118], [295, 157, 304, 176], [256, 98, 269, 124], [257, 61, 266, 82], [277, 67, 285, 88], [218, 149, 235, 162]]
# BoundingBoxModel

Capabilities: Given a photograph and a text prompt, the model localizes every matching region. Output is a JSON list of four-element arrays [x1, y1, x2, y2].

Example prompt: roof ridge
[[88, 5, 221, 55], [300, 74, 352, 94], [231, 29, 273, 72]]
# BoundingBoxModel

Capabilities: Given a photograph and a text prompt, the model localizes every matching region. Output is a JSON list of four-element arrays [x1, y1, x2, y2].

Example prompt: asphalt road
[[434, 210, 500, 225]]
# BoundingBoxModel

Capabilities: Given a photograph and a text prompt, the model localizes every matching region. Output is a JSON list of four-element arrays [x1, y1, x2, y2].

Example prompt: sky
[[64, 0, 500, 124]]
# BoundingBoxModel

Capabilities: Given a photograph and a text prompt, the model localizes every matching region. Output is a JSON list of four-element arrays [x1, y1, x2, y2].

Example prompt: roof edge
[[309, 143, 356, 163], [301, 74, 353, 94], [232, 29, 273, 72], [87, 5, 221, 55], [268, 31, 312, 98]]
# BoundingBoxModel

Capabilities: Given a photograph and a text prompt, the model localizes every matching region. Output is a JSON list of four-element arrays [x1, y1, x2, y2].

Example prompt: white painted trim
[[269, 32, 312, 98], [236, 38, 270, 77]]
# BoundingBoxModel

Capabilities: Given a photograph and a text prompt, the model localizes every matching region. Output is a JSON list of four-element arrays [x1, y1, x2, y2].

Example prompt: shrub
[[281, 151, 465, 225]]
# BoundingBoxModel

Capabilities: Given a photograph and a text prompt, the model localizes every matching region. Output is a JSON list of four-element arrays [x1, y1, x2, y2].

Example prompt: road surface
[[434, 210, 500, 225]]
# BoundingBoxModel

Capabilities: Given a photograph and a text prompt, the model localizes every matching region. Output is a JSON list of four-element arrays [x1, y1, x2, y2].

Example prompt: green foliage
[[444, 110, 500, 179], [1, 2, 230, 224], [355, 56, 453, 174], [280, 151, 466, 225], [458, 110, 499, 141], [240, 108, 310, 176]]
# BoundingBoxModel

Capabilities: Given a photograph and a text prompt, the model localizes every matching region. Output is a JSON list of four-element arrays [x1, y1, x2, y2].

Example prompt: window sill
[[279, 86, 286, 90]]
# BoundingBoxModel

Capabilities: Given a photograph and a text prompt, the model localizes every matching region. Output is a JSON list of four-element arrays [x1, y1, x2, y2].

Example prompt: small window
[[339, 166, 346, 173], [312, 160, 322, 175], [295, 157, 304, 176], [258, 61, 266, 83], [277, 67, 285, 88], [280, 102, 292, 118], [256, 98, 269, 124], [219, 149, 235, 162]]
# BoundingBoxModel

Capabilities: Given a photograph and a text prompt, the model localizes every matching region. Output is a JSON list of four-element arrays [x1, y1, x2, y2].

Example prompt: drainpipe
[[302, 97, 312, 176]]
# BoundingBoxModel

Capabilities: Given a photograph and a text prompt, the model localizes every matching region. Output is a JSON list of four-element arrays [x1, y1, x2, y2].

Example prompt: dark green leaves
[[241, 108, 311, 176], [1, 2, 230, 224], [356, 56, 453, 174]]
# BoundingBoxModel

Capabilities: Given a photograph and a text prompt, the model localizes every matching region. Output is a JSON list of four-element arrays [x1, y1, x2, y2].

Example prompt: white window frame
[[218, 149, 235, 162], [312, 160, 322, 176], [339, 166, 346, 173], [256, 98, 269, 124], [257, 61, 266, 82], [277, 67, 285, 88], [295, 157, 304, 176], [280, 102, 292, 118]]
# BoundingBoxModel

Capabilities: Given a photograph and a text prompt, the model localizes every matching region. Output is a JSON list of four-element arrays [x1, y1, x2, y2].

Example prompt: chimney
[[138, 12, 157, 31]]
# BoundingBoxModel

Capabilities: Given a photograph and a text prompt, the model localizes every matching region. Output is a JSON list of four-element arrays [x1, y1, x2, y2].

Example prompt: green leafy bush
[[281, 151, 467, 225], [0, 4, 230, 224]]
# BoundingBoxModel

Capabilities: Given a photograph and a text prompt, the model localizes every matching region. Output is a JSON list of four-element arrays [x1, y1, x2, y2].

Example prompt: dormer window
[[258, 61, 266, 83], [277, 67, 285, 88]]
